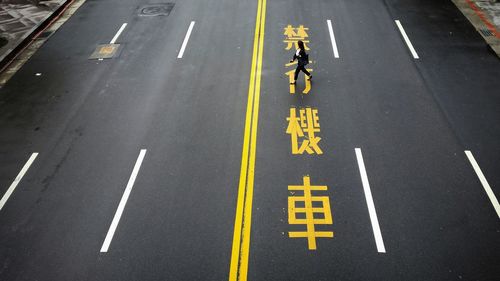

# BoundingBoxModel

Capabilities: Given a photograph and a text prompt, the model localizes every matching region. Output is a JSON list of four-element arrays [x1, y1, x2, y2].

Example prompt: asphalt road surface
[[0, 0, 499, 280]]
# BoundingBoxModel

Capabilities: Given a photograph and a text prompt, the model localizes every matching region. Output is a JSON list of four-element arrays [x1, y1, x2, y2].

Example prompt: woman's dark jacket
[[293, 49, 309, 67]]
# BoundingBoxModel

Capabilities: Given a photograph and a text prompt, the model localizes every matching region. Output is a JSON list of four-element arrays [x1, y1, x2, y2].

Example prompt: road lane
[[92, 1, 259, 280], [0, 0, 498, 280], [91, 0, 260, 279], [245, 0, 500, 280], [384, 0, 500, 200], [0, 0, 257, 280]]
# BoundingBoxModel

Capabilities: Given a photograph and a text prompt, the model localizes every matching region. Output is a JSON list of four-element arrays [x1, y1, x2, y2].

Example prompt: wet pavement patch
[[138, 3, 174, 17]]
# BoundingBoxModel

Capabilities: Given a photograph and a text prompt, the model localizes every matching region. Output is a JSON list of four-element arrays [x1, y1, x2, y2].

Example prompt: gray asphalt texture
[[0, 0, 499, 280]]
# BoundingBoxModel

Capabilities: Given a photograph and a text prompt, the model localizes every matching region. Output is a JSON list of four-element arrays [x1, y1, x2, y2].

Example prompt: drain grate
[[479, 28, 493, 37], [139, 3, 174, 17]]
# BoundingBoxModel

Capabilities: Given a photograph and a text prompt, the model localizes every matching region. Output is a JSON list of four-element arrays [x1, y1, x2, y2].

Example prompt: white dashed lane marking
[[178, 21, 196, 59], [0, 153, 39, 211], [110, 23, 128, 44], [100, 149, 147, 253], [395, 20, 419, 59], [355, 148, 386, 253], [465, 150, 500, 218], [327, 19, 340, 58]]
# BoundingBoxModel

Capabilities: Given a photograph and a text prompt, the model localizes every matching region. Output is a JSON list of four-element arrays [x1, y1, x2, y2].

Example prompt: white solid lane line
[[0, 153, 39, 211], [355, 148, 386, 253], [177, 21, 196, 59], [327, 20, 339, 58], [465, 151, 500, 218], [394, 20, 419, 59], [100, 149, 147, 253], [110, 23, 128, 44]]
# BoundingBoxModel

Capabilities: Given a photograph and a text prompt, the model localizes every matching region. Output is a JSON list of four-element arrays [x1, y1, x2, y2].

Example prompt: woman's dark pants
[[294, 65, 311, 81]]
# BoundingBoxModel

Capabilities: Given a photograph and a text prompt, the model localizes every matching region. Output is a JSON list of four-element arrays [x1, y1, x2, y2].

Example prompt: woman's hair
[[298, 40, 305, 50]]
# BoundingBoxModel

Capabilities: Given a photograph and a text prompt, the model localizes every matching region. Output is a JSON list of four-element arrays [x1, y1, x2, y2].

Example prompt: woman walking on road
[[290, 40, 312, 84]]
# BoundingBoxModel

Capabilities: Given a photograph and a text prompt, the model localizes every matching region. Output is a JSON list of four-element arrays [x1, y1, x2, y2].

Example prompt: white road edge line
[[355, 148, 386, 253], [394, 20, 419, 59], [327, 20, 339, 58], [110, 23, 128, 44], [465, 150, 500, 218], [100, 149, 147, 253], [0, 153, 39, 211], [177, 21, 196, 59]]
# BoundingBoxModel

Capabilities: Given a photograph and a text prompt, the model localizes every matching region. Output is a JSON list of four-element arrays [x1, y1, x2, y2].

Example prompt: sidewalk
[[452, 0, 500, 57], [0, 0, 70, 68]]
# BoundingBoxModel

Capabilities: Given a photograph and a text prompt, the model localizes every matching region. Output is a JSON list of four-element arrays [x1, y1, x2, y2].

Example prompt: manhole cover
[[139, 3, 174, 16], [89, 44, 121, 60]]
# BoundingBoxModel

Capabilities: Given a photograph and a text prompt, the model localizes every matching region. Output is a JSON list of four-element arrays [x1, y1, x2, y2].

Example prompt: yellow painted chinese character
[[288, 175, 333, 250], [283, 25, 310, 50], [285, 65, 313, 94], [286, 108, 323, 154], [285, 69, 297, 94]]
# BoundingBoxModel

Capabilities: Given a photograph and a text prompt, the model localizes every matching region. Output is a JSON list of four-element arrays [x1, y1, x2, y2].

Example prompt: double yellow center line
[[229, 0, 266, 280]]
